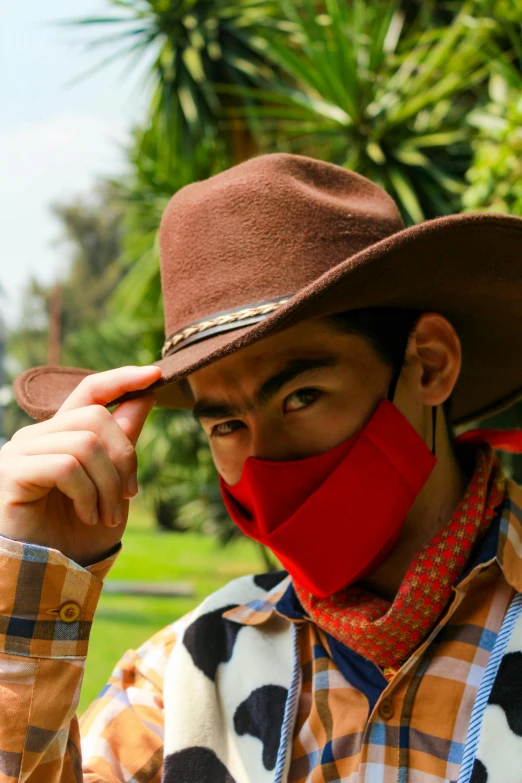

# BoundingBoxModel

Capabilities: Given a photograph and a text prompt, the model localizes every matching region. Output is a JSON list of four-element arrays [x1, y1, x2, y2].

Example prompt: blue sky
[[1, 1, 151, 325]]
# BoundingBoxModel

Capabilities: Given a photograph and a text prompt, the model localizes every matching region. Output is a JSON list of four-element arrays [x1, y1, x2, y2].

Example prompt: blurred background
[[3, 0, 522, 712]]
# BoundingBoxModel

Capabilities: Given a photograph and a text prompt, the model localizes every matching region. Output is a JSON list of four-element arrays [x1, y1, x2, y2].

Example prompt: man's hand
[[0, 365, 162, 566]]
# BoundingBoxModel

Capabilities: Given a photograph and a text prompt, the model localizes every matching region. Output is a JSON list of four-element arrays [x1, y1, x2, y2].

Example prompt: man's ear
[[409, 312, 462, 407]]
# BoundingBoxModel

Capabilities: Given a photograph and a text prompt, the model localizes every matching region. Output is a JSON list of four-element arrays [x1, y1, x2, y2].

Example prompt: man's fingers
[[10, 381, 159, 502], [56, 365, 162, 414], [7, 431, 125, 528], [0, 454, 98, 528]]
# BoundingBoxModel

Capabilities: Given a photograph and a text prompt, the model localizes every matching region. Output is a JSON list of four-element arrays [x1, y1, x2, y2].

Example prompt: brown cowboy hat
[[12, 152, 522, 426]]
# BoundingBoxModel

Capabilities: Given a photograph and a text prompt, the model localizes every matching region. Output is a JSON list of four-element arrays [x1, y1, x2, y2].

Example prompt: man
[[5, 153, 522, 782]]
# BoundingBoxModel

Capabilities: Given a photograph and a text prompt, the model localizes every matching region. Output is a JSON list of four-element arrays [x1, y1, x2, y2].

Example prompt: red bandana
[[293, 447, 506, 671]]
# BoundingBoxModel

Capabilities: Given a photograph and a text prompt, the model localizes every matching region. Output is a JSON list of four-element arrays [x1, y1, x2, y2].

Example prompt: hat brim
[[13, 211, 522, 426]]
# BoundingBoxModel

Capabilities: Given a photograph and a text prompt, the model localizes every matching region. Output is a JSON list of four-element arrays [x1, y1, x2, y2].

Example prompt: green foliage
[[53, 184, 126, 333], [223, 0, 494, 223], [460, 0, 522, 214], [464, 71, 522, 215], [64, 0, 284, 156]]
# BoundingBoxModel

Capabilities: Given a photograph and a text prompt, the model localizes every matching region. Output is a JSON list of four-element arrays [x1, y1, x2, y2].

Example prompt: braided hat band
[[161, 296, 291, 358]]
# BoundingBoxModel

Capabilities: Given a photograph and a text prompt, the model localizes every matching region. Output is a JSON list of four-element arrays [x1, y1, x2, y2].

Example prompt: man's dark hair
[[326, 307, 453, 420]]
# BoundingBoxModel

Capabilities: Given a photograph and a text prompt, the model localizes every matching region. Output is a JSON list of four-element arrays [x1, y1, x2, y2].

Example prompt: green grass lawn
[[80, 498, 264, 713]]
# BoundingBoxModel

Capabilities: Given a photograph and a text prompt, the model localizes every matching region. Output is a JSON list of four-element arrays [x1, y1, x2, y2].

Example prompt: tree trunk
[[154, 498, 186, 532]]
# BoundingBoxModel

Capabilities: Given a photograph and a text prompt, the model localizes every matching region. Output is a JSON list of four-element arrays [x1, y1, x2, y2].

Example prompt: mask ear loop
[[386, 369, 401, 404], [386, 341, 408, 404], [386, 344, 438, 457]]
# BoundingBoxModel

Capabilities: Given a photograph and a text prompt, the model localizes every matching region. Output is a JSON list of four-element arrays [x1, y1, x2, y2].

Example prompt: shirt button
[[58, 602, 81, 623], [378, 698, 395, 720]]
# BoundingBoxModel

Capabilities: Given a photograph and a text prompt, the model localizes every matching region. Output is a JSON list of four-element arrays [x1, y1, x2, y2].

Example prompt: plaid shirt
[[1, 481, 522, 782]]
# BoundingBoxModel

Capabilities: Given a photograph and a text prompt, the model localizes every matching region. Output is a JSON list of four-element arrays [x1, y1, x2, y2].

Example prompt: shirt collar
[[494, 478, 522, 593], [222, 572, 293, 626], [224, 478, 522, 628]]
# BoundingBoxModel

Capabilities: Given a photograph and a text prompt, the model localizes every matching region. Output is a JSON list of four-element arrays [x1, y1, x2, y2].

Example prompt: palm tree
[[64, 0, 286, 161], [223, 0, 493, 223]]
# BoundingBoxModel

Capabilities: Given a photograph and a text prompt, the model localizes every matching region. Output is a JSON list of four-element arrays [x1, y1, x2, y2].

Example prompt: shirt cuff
[[0, 534, 121, 658]]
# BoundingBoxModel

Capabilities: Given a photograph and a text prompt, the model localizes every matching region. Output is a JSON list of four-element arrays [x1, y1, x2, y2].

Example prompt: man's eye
[[210, 420, 244, 437], [283, 388, 321, 413]]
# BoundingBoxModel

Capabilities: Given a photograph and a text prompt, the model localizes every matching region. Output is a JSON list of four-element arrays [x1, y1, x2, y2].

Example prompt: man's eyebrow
[[192, 400, 243, 422], [192, 356, 338, 422], [254, 356, 338, 406]]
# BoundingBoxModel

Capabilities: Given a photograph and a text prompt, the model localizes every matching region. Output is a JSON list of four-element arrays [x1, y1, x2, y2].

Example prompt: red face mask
[[219, 399, 437, 597]]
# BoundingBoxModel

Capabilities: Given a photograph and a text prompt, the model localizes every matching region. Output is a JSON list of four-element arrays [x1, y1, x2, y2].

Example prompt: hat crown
[[158, 153, 404, 340]]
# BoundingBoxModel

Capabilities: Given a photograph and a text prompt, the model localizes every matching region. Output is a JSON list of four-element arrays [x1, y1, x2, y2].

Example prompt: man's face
[[187, 318, 424, 485]]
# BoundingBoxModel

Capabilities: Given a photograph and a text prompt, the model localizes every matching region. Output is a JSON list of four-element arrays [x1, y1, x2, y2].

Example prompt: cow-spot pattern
[[164, 571, 290, 783], [182, 604, 242, 681], [233, 685, 288, 771], [164, 747, 237, 783], [470, 650, 522, 782]]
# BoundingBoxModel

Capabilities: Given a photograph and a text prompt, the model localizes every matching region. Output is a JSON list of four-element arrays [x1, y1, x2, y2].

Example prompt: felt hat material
[[13, 152, 522, 425]]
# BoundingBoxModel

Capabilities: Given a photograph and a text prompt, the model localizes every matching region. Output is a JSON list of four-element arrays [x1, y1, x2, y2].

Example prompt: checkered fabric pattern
[[284, 566, 515, 782], [0, 535, 118, 781], [80, 621, 180, 783], [0, 535, 116, 660], [0, 476, 522, 781]]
